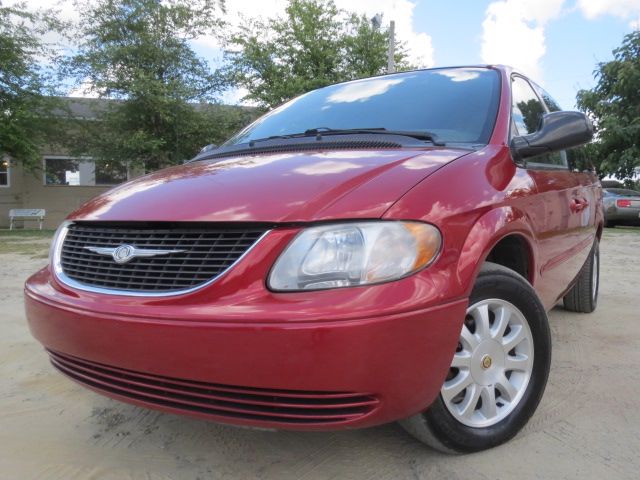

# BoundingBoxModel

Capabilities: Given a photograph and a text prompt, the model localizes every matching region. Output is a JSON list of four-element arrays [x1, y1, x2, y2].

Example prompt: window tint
[[531, 82, 562, 112], [0, 158, 8, 186], [511, 76, 567, 169], [227, 68, 501, 146], [511, 76, 545, 136], [45, 158, 128, 186]]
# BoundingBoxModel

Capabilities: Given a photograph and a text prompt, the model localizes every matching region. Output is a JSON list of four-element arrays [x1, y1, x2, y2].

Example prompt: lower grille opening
[[48, 350, 379, 425]]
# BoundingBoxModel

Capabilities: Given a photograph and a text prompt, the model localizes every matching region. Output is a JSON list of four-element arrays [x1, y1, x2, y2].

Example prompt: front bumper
[[25, 271, 466, 430]]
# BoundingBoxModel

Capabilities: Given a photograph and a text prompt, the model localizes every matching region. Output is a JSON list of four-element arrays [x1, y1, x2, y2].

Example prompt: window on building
[[95, 161, 128, 185], [0, 159, 8, 186], [44, 158, 128, 186]]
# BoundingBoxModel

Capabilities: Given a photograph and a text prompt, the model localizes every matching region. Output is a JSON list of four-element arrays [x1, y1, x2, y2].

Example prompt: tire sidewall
[[591, 242, 600, 309], [423, 267, 552, 453]]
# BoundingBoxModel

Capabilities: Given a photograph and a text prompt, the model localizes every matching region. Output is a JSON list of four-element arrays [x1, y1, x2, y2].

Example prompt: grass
[[0, 229, 53, 258], [603, 226, 640, 234], [0, 229, 55, 238]]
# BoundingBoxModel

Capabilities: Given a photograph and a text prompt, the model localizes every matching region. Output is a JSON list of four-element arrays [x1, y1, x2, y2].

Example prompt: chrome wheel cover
[[442, 299, 534, 428]]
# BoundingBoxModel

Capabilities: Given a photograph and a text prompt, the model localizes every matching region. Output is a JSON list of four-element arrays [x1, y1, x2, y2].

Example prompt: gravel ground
[[1, 229, 639, 480]]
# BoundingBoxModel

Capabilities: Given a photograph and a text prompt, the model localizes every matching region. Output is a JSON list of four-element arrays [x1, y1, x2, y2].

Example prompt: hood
[[69, 148, 470, 223]]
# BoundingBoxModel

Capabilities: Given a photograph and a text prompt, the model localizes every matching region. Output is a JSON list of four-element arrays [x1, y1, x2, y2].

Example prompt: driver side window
[[511, 76, 568, 169]]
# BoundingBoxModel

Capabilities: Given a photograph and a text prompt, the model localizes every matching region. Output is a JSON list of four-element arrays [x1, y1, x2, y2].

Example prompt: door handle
[[570, 198, 589, 213]]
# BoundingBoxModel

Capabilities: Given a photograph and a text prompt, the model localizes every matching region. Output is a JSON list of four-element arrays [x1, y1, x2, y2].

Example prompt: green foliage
[[577, 31, 640, 180], [224, 0, 411, 109], [63, 0, 249, 170], [0, 2, 63, 169]]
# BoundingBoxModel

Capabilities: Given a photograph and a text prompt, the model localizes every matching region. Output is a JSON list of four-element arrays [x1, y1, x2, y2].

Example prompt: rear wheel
[[563, 240, 599, 313], [399, 263, 551, 453]]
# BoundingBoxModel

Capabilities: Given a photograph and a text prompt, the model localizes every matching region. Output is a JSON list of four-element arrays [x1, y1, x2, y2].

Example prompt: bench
[[9, 209, 46, 230]]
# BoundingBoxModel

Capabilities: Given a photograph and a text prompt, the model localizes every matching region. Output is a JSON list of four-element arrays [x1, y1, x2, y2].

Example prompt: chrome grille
[[57, 223, 268, 294]]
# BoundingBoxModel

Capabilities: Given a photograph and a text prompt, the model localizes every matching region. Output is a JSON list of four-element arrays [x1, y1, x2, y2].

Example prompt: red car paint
[[25, 66, 603, 430]]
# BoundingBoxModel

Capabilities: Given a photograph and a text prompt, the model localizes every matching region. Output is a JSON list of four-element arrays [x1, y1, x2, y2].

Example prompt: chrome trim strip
[[52, 221, 272, 297]]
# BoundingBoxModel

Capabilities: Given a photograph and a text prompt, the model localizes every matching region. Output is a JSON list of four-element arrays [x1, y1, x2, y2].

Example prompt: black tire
[[604, 220, 616, 228], [563, 240, 599, 313], [399, 262, 551, 453]]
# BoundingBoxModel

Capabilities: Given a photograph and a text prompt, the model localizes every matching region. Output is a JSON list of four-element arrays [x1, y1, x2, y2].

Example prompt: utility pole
[[387, 20, 396, 73]]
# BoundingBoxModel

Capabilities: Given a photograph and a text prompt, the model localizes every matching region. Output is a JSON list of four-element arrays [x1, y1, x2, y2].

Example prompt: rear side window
[[531, 82, 562, 112], [511, 76, 545, 136], [511, 76, 568, 169]]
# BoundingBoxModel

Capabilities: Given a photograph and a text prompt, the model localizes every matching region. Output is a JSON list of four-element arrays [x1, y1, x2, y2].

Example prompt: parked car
[[603, 188, 640, 227], [25, 65, 602, 453]]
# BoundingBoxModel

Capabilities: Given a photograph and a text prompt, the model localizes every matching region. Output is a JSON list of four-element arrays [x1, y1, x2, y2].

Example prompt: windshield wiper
[[307, 127, 445, 145], [248, 127, 445, 146]]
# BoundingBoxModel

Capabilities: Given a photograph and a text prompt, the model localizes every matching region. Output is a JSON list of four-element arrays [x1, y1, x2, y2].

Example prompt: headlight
[[268, 221, 441, 291]]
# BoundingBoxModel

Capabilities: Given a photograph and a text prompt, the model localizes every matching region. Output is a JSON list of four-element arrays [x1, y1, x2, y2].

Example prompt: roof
[[49, 97, 255, 120]]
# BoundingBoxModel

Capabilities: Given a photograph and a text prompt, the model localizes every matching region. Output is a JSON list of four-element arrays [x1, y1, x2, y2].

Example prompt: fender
[[456, 206, 538, 298]]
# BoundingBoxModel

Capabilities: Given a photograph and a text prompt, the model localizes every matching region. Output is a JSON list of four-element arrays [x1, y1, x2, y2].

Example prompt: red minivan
[[25, 65, 602, 452]]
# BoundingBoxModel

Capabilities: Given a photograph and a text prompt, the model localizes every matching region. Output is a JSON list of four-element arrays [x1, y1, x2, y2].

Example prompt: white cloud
[[195, 0, 434, 68], [5, 0, 79, 21], [481, 0, 566, 80], [577, 0, 640, 20], [13, 0, 436, 69], [67, 78, 103, 98], [11, 0, 434, 101], [336, 0, 434, 67], [327, 78, 405, 103]]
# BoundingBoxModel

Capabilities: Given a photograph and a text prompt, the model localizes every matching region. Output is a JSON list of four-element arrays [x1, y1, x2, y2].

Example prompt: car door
[[531, 81, 599, 251], [510, 75, 591, 309]]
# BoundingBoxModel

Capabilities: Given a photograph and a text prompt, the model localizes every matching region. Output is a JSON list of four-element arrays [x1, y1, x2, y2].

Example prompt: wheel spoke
[[502, 325, 527, 352], [460, 324, 479, 350], [442, 372, 473, 403], [480, 386, 497, 419], [472, 303, 491, 339], [458, 383, 481, 419], [442, 298, 535, 428], [491, 305, 511, 340], [496, 373, 518, 402], [451, 351, 472, 368], [505, 353, 530, 372]]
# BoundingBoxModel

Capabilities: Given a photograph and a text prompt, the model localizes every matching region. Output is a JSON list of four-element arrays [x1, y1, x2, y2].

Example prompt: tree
[[64, 0, 247, 170], [0, 1, 63, 169], [577, 31, 640, 182], [224, 0, 411, 109]]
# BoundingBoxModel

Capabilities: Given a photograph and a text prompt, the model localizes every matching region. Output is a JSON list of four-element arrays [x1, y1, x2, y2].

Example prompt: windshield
[[225, 67, 501, 146]]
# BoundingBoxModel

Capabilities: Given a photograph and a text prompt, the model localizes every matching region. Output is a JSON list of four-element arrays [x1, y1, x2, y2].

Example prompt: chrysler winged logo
[[84, 244, 186, 264]]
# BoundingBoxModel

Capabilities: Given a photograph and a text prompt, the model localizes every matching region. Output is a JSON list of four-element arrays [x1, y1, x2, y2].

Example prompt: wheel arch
[[456, 206, 537, 297]]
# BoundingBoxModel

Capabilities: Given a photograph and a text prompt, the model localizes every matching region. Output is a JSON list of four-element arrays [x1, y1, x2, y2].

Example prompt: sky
[[12, 0, 640, 109]]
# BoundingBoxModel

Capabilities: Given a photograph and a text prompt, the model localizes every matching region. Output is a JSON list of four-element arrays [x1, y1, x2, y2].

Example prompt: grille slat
[[48, 350, 378, 425], [59, 223, 267, 294]]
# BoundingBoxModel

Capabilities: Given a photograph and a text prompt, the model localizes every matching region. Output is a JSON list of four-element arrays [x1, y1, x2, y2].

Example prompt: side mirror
[[510, 111, 593, 162]]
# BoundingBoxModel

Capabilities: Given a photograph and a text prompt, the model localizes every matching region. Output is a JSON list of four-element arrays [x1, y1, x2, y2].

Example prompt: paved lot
[[1, 229, 639, 480]]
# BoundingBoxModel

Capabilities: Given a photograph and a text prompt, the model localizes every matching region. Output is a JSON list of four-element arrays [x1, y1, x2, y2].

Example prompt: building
[[1, 98, 254, 229], [0, 98, 139, 229]]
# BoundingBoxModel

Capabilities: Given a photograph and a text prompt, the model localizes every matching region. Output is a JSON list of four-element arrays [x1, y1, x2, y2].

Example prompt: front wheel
[[399, 262, 551, 453]]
